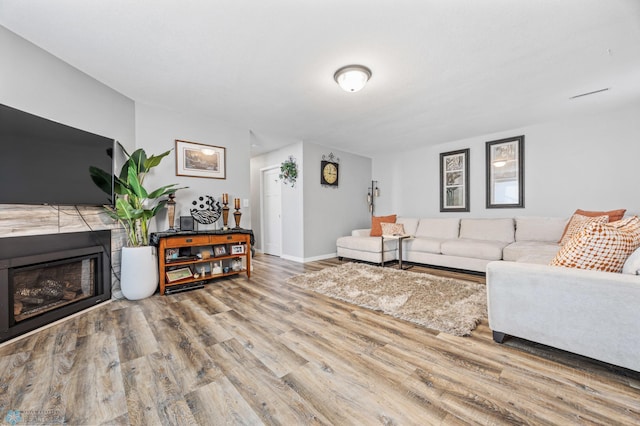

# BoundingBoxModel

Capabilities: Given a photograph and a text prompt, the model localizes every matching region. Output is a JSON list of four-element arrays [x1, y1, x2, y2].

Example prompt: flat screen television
[[0, 103, 115, 206]]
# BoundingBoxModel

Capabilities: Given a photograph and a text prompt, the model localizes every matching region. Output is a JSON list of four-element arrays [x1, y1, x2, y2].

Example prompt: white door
[[262, 167, 282, 256]]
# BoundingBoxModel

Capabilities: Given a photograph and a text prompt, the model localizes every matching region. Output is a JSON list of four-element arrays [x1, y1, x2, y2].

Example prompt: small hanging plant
[[279, 155, 298, 187]]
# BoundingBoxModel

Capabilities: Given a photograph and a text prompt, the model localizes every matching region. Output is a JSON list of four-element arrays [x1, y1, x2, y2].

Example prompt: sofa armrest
[[486, 261, 640, 371], [352, 229, 372, 237]]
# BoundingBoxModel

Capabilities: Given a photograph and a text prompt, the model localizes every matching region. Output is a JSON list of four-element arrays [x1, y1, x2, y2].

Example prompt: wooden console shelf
[[152, 230, 252, 295]]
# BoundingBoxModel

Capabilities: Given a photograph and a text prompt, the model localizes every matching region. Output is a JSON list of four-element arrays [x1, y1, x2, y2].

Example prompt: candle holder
[[222, 205, 230, 230], [222, 193, 230, 229], [167, 193, 177, 231], [233, 207, 242, 229]]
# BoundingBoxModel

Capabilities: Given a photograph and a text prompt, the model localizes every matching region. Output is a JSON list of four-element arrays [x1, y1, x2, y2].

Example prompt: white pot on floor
[[120, 246, 158, 300]]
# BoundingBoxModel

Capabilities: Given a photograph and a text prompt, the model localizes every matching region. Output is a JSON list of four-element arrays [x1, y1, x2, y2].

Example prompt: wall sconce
[[367, 180, 380, 215]]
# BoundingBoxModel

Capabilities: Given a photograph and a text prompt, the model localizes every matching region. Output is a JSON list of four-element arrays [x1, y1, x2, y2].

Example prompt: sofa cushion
[[622, 247, 640, 275], [397, 217, 419, 236], [370, 214, 396, 237], [515, 217, 567, 242], [404, 237, 444, 254], [551, 216, 640, 273], [515, 253, 559, 265], [559, 213, 609, 245], [503, 241, 560, 262], [337, 235, 397, 253], [415, 218, 460, 239], [459, 218, 514, 243], [441, 238, 508, 260], [558, 208, 625, 243], [352, 228, 371, 237]]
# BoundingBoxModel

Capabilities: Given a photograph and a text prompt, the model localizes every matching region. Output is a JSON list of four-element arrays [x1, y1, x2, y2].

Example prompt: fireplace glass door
[[12, 254, 99, 323]]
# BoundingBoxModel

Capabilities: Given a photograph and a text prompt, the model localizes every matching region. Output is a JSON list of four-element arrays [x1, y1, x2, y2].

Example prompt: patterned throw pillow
[[558, 213, 609, 245], [550, 216, 640, 273], [558, 208, 626, 243], [370, 214, 397, 237], [380, 222, 406, 236]]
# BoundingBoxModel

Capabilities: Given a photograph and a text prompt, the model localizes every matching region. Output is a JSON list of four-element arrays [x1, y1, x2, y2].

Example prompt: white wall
[[135, 103, 251, 233], [373, 102, 640, 219], [302, 142, 372, 260]]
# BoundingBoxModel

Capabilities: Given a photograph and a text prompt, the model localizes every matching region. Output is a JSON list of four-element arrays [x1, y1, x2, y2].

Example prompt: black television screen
[[0, 103, 115, 206]]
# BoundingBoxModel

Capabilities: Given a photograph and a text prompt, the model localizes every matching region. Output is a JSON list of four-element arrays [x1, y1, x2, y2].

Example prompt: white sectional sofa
[[337, 214, 640, 371], [336, 216, 567, 272], [487, 261, 640, 372]]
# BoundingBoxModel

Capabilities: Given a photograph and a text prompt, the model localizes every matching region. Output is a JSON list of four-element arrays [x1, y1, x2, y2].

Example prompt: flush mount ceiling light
[[334, 65, 372, 92]]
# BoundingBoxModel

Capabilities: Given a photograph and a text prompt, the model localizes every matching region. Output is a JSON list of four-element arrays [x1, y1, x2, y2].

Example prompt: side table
[[380, 234, 413, 270]]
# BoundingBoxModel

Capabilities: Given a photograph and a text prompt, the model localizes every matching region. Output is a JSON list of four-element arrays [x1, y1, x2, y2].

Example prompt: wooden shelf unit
[[156, 231, 251, 295]]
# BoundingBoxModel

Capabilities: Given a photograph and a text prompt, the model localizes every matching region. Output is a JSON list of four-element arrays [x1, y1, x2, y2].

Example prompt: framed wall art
[[486, 135, 524, 208], [175, 139, 226, 179], [440, 148, 470, 212]]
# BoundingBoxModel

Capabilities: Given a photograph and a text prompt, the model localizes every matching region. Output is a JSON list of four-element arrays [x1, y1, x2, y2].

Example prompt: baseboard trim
[[280, 252, 337, 263]]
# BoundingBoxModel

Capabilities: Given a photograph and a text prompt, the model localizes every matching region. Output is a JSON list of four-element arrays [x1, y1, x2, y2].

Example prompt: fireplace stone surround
[[0, 204, 126, 343]]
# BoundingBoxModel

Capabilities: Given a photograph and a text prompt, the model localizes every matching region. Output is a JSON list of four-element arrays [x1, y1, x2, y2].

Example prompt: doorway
[[261, 167, 282, 256]]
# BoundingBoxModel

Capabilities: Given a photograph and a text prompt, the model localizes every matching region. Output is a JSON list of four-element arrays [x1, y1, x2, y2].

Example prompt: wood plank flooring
[[1, 255, 639, 425]]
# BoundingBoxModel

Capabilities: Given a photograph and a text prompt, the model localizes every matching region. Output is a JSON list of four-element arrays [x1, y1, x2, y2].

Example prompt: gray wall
[[373, 102, 640, 219], [302, 142, 372, 260], [250, 141, 372, 262]]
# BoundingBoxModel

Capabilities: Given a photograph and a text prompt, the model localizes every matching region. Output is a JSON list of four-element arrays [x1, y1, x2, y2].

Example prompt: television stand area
[[151, 229, 253, 295]]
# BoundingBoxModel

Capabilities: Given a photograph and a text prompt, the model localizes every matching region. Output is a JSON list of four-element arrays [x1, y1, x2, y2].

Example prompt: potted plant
[[279, 155, 298, 187], [91, 146, 185, 300]]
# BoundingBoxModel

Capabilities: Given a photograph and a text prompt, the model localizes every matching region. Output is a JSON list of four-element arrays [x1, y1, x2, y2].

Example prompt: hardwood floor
[[1, 254, 639, 425]]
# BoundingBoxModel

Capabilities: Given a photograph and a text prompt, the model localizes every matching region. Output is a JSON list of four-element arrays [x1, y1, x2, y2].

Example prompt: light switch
[[243, 198, 249, 208]]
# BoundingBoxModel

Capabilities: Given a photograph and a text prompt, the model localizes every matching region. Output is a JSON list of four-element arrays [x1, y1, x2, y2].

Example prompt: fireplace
[[0, 231, 111, 343]]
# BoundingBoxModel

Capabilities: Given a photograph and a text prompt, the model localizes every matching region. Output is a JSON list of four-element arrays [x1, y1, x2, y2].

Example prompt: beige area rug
[[286, 262, 487, 336]]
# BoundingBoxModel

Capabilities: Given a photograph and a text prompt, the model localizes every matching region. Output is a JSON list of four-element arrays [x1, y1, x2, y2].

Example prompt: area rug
[[286, 262, 487, 336]]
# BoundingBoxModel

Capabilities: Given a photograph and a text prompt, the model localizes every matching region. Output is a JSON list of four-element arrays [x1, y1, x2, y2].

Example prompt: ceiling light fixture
[[334, 65, 372, 92]]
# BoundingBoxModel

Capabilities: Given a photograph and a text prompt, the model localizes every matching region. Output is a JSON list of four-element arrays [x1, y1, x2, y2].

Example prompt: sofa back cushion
[[397, 217, 419, 236], [415, 218, 460, 239], [515, 217, 568, 242], [459, 218, 515, 243]]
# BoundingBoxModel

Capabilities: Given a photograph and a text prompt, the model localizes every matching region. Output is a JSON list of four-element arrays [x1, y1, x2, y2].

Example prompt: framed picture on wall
[[486, 135, 524, 208], [175, 139, 226, 179], [440, 148, 470, 212]]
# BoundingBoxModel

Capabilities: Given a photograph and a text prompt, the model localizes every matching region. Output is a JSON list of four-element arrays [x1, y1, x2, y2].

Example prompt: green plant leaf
[[89, 166, 112, 195], [92, 145, 187, 247]]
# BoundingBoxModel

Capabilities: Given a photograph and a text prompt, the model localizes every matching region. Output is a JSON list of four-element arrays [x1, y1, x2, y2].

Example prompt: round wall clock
[[321, 160, 339, 186]]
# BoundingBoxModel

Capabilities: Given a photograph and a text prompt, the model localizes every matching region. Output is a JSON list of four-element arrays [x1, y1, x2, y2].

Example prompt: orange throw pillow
[[370, 214, 397, 237], [558, 208, 626, 243]]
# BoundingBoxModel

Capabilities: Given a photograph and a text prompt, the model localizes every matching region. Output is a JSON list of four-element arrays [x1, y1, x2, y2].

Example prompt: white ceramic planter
[[120, 246, 159, 300]]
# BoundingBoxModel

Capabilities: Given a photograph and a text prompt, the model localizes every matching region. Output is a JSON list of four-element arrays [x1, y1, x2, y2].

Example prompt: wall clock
[[321, 160, 339, 186]]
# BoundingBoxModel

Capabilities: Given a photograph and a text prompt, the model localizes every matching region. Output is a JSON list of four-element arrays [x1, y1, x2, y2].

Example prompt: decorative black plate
[[190, 195, 222, 224]]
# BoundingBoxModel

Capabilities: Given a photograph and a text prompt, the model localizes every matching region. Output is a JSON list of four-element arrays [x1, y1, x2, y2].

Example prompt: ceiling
[[1, 1, 639, 157]]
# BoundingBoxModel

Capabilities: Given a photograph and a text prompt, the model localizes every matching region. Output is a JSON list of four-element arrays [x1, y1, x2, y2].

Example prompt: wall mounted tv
[[0, 103, 115, 206]]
